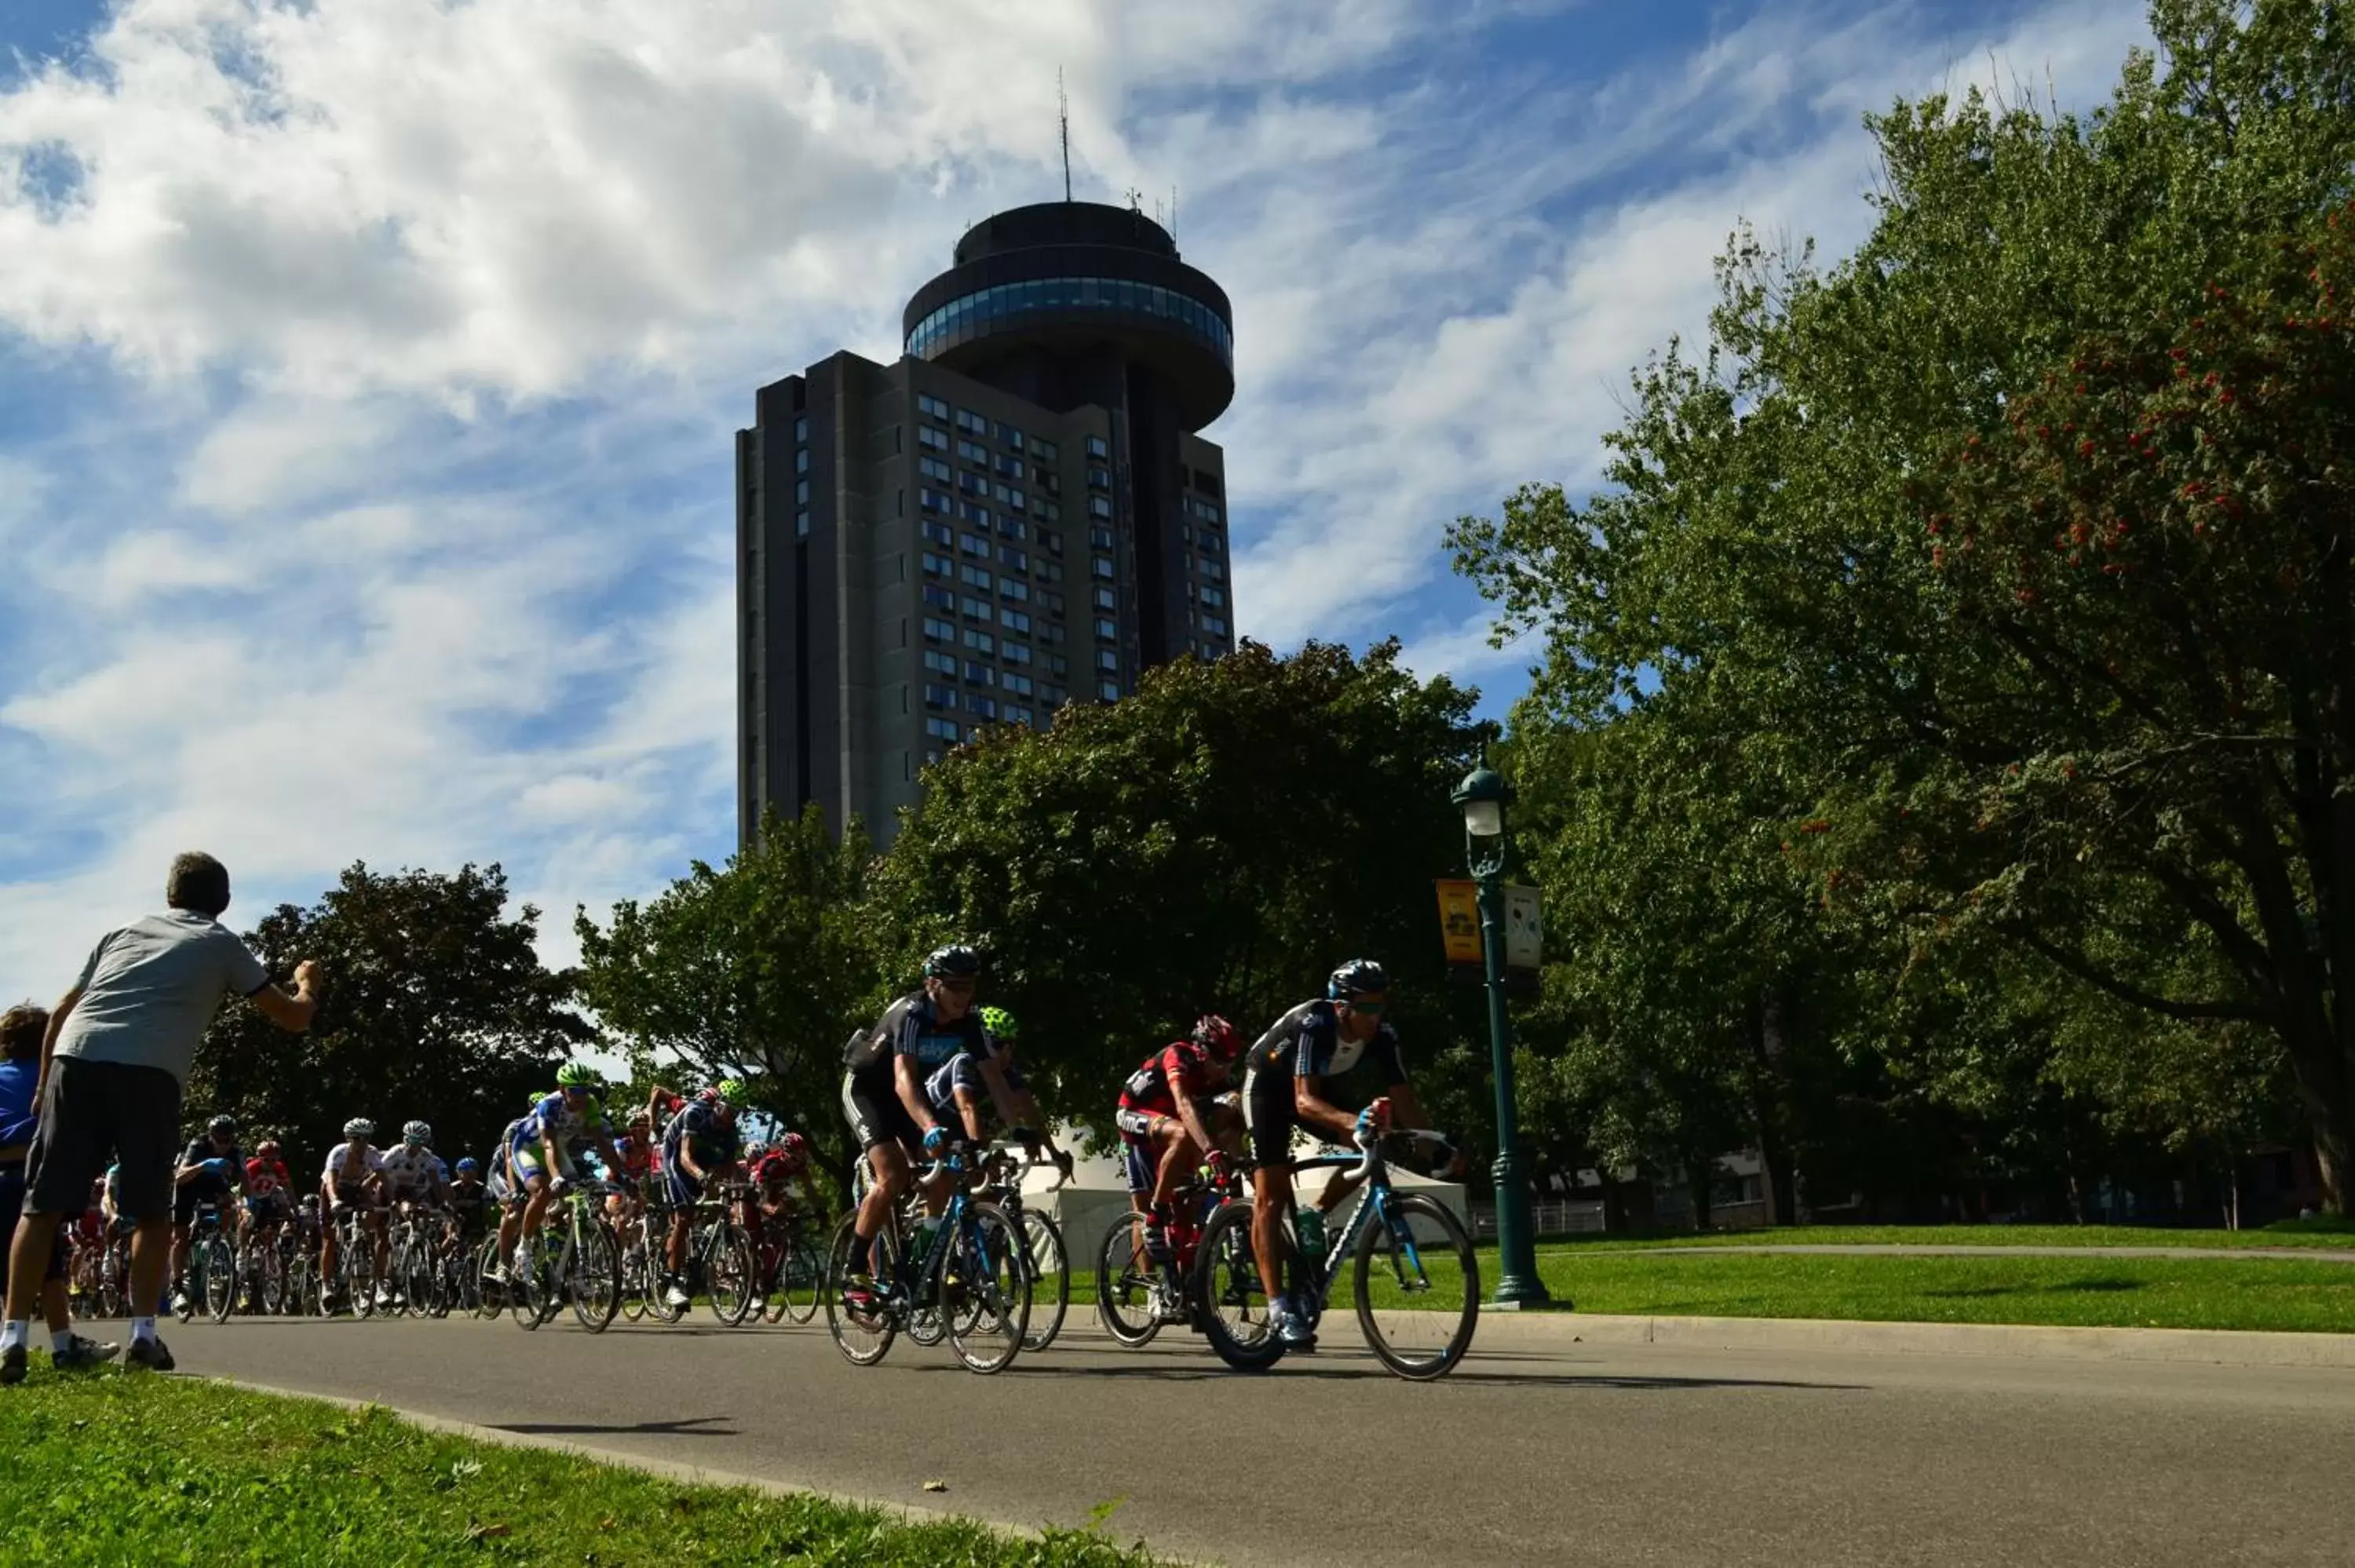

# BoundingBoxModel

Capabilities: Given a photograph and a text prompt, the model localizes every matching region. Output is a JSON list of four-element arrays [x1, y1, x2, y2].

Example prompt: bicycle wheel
[[1353, 1191, 1481, 1380], [1192, 1202, 1285, 1372], [945, 1202, 1030, 1375], [569, 1222, 622, 1333], [705, 1223, 758, 1327], [1095, 1212, 1163, 1349], [473, 1235, 506, 1319], [400, 1234, 437, 1318], [200, 1236, 236, 1323], [1017, 1210, 1068, 1353], [619, 1232, 650, 1323], [822, 1215, 898, 1366], [509, 1238, 547, 1329], [776, 1233, 823, 1326]]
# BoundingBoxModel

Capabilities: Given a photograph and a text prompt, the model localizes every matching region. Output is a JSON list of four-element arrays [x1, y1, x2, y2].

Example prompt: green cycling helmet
[[557, 1062, 598, 1089], [976, 1005, 1019, 1040], [714, 1078, 749, 1108]]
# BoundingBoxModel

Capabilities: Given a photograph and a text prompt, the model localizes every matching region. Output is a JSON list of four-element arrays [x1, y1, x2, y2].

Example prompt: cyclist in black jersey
[[838, 944, 1017, 1295], [1242, 960, 1459, 1349]]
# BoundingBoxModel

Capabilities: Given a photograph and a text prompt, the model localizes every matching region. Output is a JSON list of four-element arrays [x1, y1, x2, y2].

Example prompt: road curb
[[1470, 1311, 2355, 1367]]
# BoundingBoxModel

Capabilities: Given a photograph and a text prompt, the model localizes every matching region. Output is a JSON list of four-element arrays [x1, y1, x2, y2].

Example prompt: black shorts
[[1242, 1068, 1296, 1170], [23, 1056, 182, 1221], [0, 1172, 68, 1282], [173, 1184, 235, 1228], [841, 1068, 922, 1154]]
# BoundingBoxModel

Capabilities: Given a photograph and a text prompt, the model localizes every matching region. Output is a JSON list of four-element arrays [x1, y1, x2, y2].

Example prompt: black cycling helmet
[[1327, 959, 1389, 999], [207, 1114, 238, 1136], [925, 943, 982, 979]]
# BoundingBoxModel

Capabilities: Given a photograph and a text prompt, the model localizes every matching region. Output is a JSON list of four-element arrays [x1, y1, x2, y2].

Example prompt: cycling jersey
[[177, 1138, 244, 1196], [612, 1132, 654, 1181], [380, 1145, 440, 1198], [844, 992, 993, 1081], [322, 1142, 386, 1193], [1119, 1038, 1221, 1118], [242, 1157, 290, 1198], [750, 1148, 807, 1189], [522, 1091, 607, 1149], [660, 1098, 741, 1169], [1244, 999, 1407, 1083]]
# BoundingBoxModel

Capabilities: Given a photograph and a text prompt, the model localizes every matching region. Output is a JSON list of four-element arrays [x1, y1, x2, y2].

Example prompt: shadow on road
[[954, 1355, 1862, 1391], [495, 1415, 740, 1437]]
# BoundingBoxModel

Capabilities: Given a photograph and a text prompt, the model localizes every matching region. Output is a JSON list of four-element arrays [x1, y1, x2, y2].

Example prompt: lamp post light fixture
[[1451, 749, 1552, 1307]]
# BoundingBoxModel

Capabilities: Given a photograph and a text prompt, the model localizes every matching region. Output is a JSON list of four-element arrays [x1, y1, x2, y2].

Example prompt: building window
[[958, 531, 988, 557], [920, 487, 949, 512], [925, 717, 960, 742], [1000, 579, 1030, 604], [795, 511, 810, 538], [964, 662, 993, 686], [957, 500, 988, 527], [1202, 640, 1224, 658], [959, 564, 992, 591], [1039, 471, 1061, 496], [794, 479, 809, 504], [963, 629, 995, 655], [1039, 530, 1064, 556], [922, 521, 953, 547], [794, 448, 810, 474], [956, 408, 988, 435], [922, 552, 951, 577], [1040, 560, 1064, 584], [1002, 640, 1032, 665], [918, 456, 951, 483], [968, 694, 997, 720], [1086, 435, 1108, 459], [918, 425, 948, 451], [1002, 672, 1034, 697], [1201, 615, 1229, 636], [999, 425, 1024, 450], [924, 649, 957, 676], [999, 546, 1028, 571], [1042, 684, 1066, 706], [994, 484, 1026, 510], [1002, 609, 1031, 633], [996, 454, 1024, 480], [1094, 586, 1116, 611], [1089, 526, 1115, 550], [1042, 590, 1064, 616], [1203, 560, 1225, 582], [1094, 617, 1117, 641], [1089, 496, 1112, 520], [957, 438, 988, 465], [998, 517, 1027, 542], [923, 615, 955, 640], [1098, 680, 1122, 702], [918, 393, 950, 419], [924, 684, 955, 709], [1006, 703, 1034, 726], [1086, 466, 1111, 490], [1092, 557, 1115, 580], [1202, 586, 1226, 607], [958, 472, 988, 497], [961, 593, 991, 619], [1050, 653, 1069, 676], [1031, 439, 1058, 464], [1038, 499, 1061, 522], [794, 415, 809, 441], [1044, 622, 1066, 646], [1097, 650, 1120, 673]]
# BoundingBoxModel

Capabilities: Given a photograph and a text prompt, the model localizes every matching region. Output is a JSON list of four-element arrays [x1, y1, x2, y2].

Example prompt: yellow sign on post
[[1434, 880, 1483, 965]]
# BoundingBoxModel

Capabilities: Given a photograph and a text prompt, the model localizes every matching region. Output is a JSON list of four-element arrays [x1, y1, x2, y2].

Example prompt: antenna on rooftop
[[1058, 70, 1073, 202], [1170, 184, 1178, 240], [1124, 186, 1144, 213]]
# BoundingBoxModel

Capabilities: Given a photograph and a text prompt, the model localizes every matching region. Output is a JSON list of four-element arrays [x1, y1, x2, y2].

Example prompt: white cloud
[[0, 0, 2156, 994]]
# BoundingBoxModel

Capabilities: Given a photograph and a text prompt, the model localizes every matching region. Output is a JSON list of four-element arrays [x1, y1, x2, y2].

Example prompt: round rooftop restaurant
[[902, 201, 1235, 431]]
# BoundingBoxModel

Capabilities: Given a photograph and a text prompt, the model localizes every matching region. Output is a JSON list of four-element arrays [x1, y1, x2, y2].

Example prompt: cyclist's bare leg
[[1147, 1118, 1203, 1213], [1249, 1167, 1292, 1316], [853, 1141, 912, 1277]]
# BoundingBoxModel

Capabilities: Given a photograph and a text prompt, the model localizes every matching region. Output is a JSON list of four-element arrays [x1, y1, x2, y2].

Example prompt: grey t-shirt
[[53, 911, 272, 1086]]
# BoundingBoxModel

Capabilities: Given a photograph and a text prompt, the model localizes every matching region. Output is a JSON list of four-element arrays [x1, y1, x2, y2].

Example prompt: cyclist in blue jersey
[[1241, 961, 1459, 1349], [659, 1080, 748, 1308], [498, 1063, 625, 1283]]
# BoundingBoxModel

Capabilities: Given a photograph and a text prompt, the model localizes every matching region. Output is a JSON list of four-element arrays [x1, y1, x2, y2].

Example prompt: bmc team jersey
[[1119, 1038, 1219, 1118], [844, 993, 992, 1085], [1244, 999, 1408, 1087], [322, 1142, 385, 1191], [380, 1145, 439, 1198]]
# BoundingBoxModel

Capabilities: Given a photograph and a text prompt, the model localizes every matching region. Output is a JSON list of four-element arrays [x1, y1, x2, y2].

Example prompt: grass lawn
[[1518, 1249, 2355, 1332], [1535, 1221, 2355, 1252], [0, 1369, 1153, 1568]]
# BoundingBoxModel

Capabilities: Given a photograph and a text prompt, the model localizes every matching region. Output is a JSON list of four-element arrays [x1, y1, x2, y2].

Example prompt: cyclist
[[501, 1063, 626, 1285], [1241, 961, 1456, 1350], [170, 1114, 244, 1315], [1115, 1015, 1246, 1261], [747, 1132, 826, 1237], [604, 1109, 656, 1229], [319, 1118, 389, 1308], [379, 1121, 445, 1308], [658, 1079, 749, 1310], [239, 1140, 293, 1304], [922, 1005, 1068, 1169], [446, 1157, 490, 1242], [838, 944, 1011, 1304]]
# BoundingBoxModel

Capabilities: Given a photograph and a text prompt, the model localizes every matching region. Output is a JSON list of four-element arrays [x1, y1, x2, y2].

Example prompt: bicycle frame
[[1283, 1135, 1437, 1322]]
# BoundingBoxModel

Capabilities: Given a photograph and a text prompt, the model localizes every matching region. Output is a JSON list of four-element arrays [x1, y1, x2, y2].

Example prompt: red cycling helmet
[[1192, 1014, 1243, 1063]]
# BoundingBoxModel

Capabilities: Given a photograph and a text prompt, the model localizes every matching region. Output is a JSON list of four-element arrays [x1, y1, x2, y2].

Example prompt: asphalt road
[[159, 1309, 2355, 1567]]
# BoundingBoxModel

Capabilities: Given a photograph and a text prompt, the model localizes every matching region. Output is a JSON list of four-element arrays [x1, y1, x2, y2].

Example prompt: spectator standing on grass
[[2, 853, 320, 1382], [0, 1003, 117, 1380]]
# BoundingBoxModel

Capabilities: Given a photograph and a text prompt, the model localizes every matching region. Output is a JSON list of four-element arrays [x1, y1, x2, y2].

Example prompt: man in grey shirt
[[2, 852, 319, 1380]]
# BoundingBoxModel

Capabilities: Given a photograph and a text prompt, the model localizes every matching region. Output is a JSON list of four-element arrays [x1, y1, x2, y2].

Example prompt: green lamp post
[[1452, 750, 1552, 1307]]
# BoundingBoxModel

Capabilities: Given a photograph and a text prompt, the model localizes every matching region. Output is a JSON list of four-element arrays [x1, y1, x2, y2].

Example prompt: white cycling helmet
[[402, 1119, 433, 1147], [343, 1117, 374, 1140]]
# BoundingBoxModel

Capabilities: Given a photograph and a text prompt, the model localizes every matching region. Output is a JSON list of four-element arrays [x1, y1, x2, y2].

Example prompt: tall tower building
[[736, 202, 1237, 846]]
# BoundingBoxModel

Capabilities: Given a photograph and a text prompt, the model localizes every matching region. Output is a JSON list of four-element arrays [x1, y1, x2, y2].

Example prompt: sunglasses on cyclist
[[1344, 998, 1387, 1016]]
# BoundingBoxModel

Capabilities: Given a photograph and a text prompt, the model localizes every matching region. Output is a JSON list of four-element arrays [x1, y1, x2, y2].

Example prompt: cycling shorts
[[1114, 1106, 1165, 1193], [1241, 1068, 1297, 1171], [243, 1192, 290, 1224], [841, 1068, 922, 1154], [509, 1140, 564, 1183]]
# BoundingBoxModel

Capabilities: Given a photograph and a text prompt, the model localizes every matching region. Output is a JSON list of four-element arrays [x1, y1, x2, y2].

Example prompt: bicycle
[[96, 1223, 133, 1319], [686, 1184, 761, 1328], [1098, 1149, 1250, 1349], [977, 1140, 1070, 1351], [750, 1204, 824, 1326], [511, 1178, 622, 1333], [388, 1202, 445, 1317], [1191, 1125, 1481, 1380], [173, 1202, 237, 1325], [327, 1201, 388, 1317], [823, 1143, 1031, 1375]]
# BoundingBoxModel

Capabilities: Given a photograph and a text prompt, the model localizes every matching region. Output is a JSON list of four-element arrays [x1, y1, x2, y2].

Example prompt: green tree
[[868, 640, 1490, 1143], [574, 804, 880, 1180], [1451, 1, 2355, 1205], [188, 863, 588, 1166]]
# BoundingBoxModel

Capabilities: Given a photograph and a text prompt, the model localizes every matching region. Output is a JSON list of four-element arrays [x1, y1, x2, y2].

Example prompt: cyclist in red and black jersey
[[1115, 1016, 1244, 1260]]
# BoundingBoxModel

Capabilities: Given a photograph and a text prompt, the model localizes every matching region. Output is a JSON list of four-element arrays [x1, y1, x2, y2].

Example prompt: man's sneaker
[[663, 1282, 692, 1310], [170, 1290, 192, 1317], [126, 1336, 177, 1372], [1270, 1297, 1316, 1350], [1142, 1223, 1172, 1264], [0, 1345, 25, 1386], [51, 1334, 121, 1370]]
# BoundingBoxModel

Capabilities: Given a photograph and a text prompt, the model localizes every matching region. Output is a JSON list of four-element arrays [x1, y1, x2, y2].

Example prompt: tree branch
[[2004, 924, 2261, 1023]]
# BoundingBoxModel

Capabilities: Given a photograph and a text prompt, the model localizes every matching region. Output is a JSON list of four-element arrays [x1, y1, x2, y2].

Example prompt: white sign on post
[[1503, 884, 1542, 970]]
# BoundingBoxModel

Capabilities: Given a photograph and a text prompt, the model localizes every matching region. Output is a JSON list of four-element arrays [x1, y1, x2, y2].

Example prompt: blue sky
[[0, 0, 2156, 988]]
